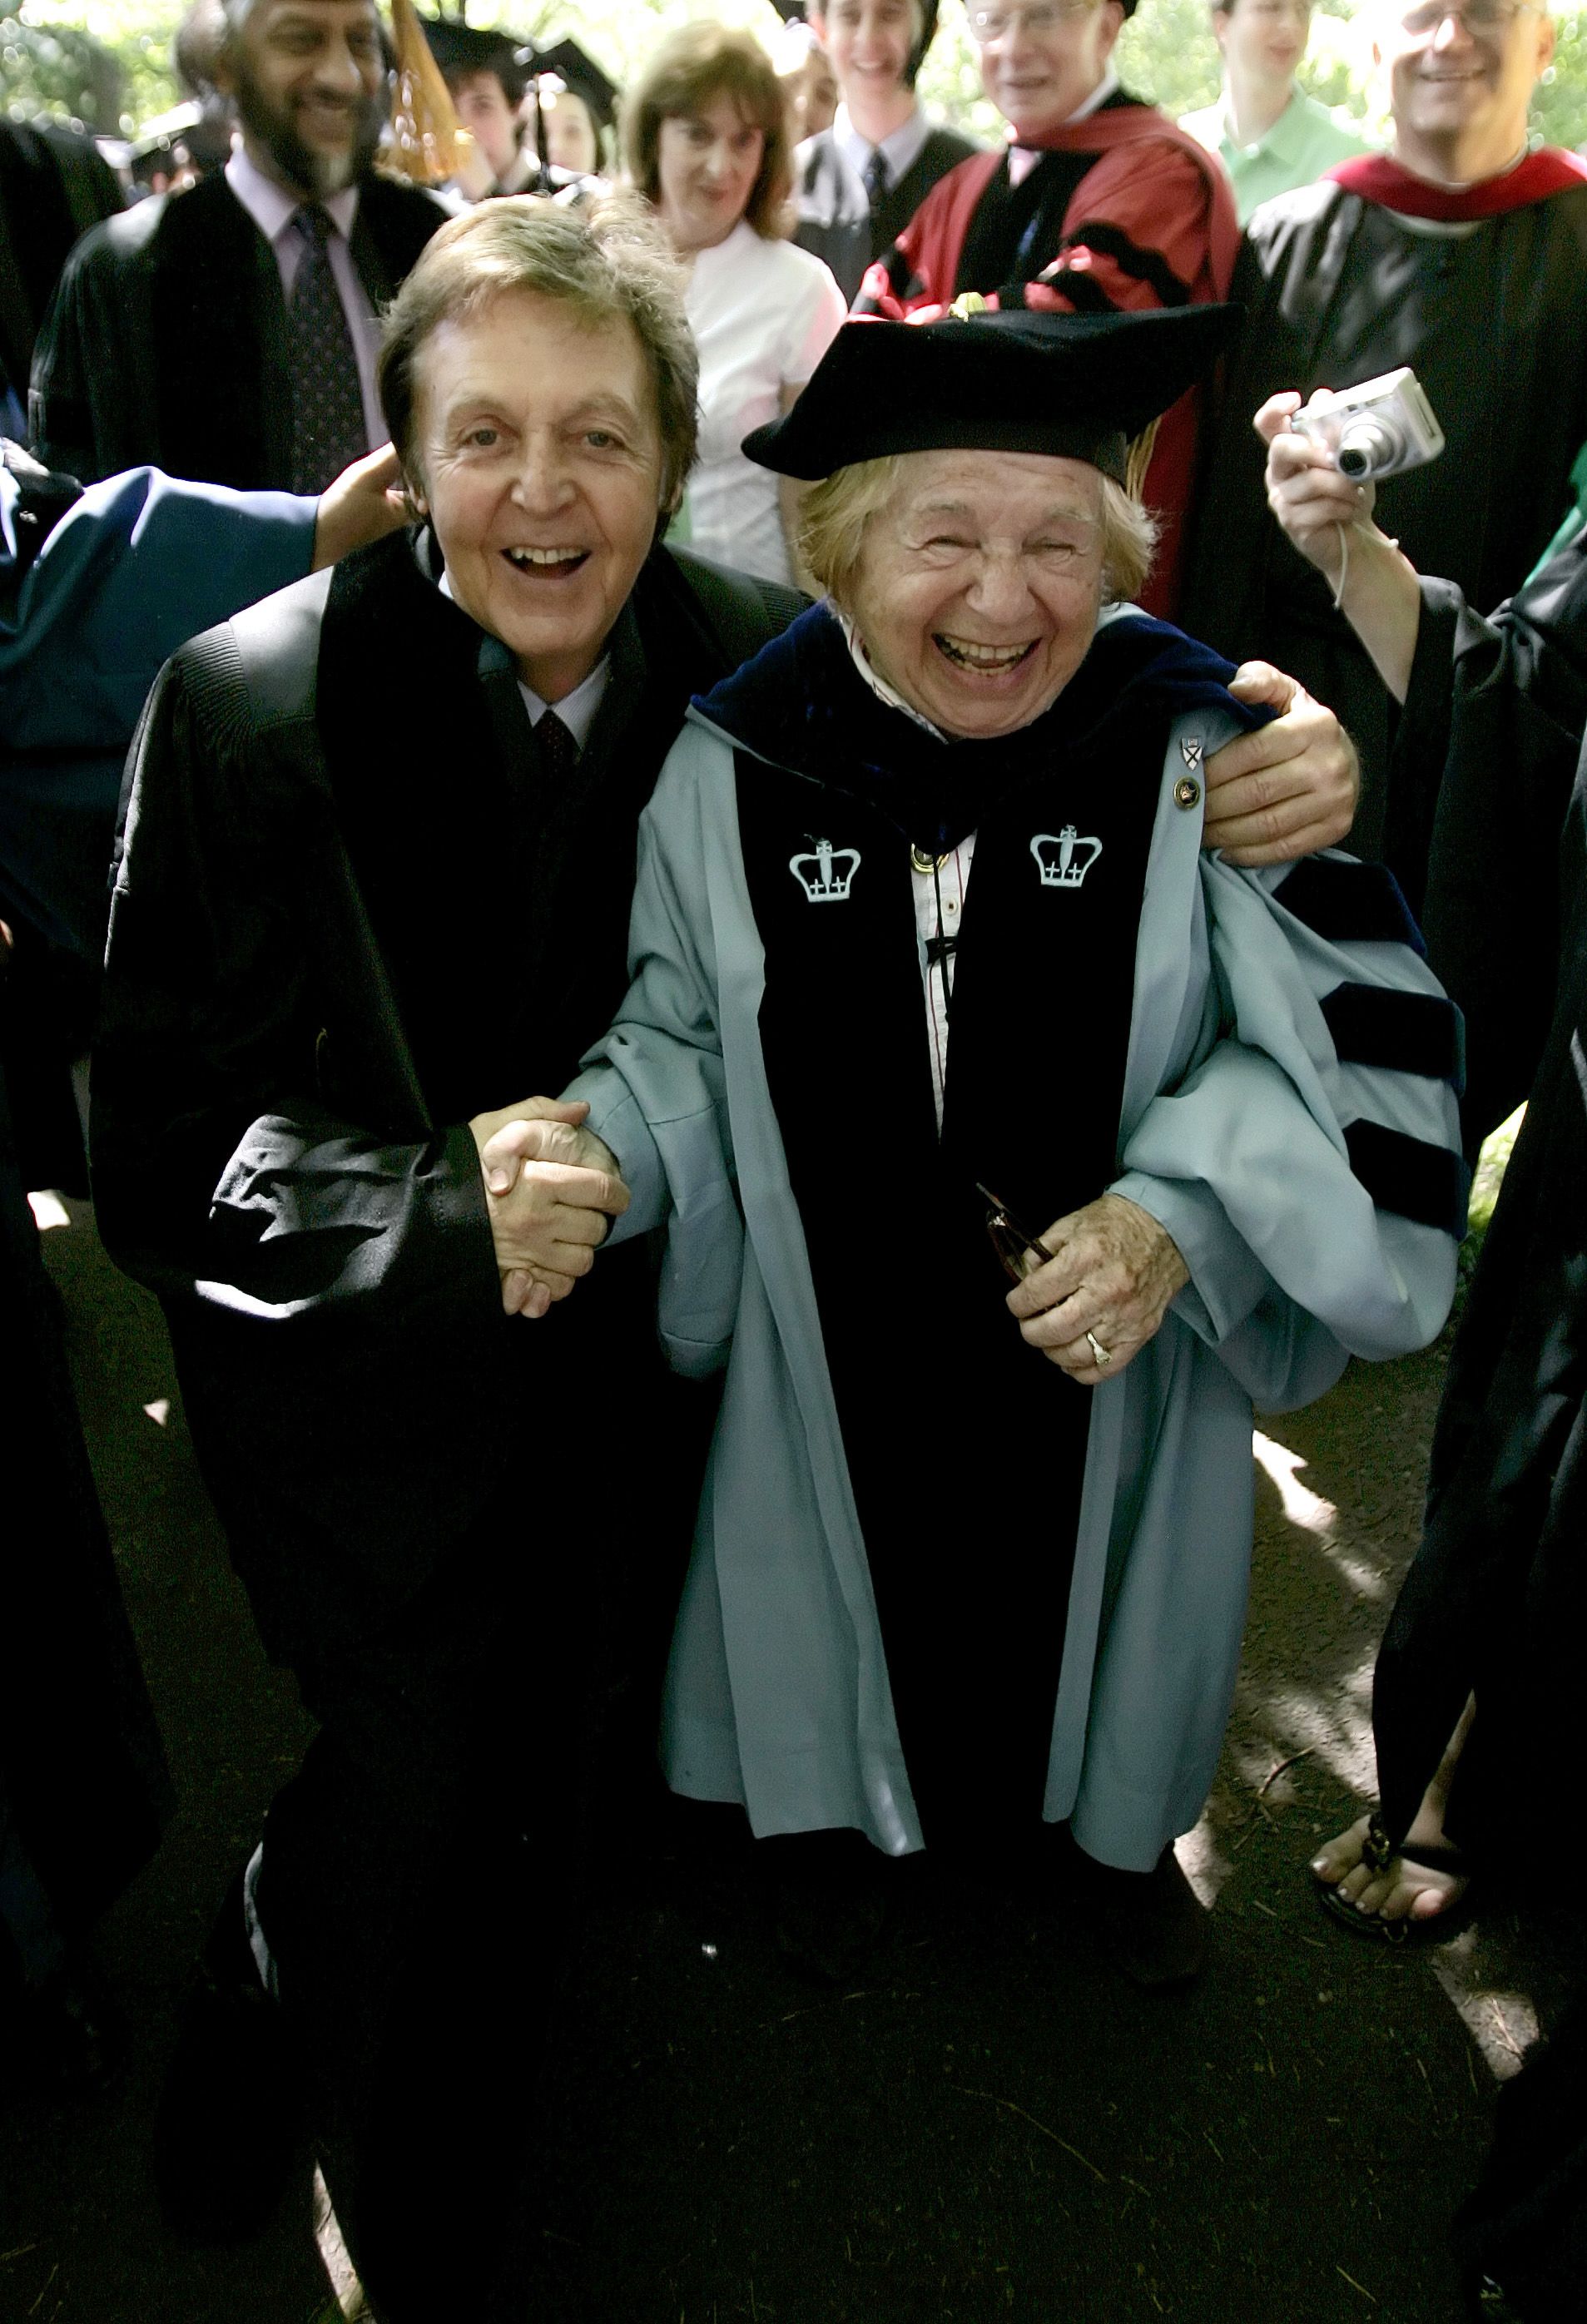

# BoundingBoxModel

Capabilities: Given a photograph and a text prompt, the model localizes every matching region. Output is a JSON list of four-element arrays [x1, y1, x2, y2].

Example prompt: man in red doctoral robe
[[855, 0, 1239, 615]]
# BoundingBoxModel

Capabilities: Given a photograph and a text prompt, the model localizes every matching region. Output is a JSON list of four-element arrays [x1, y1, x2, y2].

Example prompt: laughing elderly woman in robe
[[493, 305, 1466, 1988]]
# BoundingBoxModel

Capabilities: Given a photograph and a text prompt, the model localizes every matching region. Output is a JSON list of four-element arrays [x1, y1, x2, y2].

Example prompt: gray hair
[[798, 454, 1159, 611], [378, 193, 700, 515]]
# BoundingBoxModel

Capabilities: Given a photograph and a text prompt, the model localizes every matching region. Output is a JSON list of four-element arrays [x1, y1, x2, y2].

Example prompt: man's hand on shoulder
[[1203, 662, 1359, 865], [468, 1097, 630, 1321], [310, 444, 409, 572]]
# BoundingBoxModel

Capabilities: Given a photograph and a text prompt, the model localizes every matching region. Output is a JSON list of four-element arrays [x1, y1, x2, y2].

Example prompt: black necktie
[[864, 147, 890, 213], [286, 205, 368, 495], [535, 708, 579, 784]]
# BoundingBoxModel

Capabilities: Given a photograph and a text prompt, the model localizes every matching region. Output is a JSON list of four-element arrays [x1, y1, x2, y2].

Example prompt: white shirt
[[676, 222, 848, 587], [832, 98, 931, 196], [225, 146, 383, 454], [1008, 65, 1121, 187], [515, 658, 609, 745]]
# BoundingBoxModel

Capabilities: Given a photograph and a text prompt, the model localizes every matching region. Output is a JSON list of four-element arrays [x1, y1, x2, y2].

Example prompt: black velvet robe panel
[[732, 736, 1157, 1837], [1183, 181, 1587, 876], [91, 533, 801, 1665]]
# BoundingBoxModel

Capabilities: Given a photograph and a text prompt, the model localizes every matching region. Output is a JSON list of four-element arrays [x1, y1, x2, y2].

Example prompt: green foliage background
[[6, 0, 1587, 152]]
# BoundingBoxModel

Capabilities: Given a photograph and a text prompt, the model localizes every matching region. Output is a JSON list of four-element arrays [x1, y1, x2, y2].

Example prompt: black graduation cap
[[743, 304, 1242, 485], [419, 13, 528, 107], [519, 36, 619, 136]]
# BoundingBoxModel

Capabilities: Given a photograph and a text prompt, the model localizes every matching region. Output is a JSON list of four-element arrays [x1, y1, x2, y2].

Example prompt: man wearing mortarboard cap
[[28, 0, 446, 492], [488, 304, 1462, 1992], [854, 0, 1238, 621]]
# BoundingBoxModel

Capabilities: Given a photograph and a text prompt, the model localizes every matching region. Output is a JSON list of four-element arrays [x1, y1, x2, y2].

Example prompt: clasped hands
[[468, 1097, 628, 1318]]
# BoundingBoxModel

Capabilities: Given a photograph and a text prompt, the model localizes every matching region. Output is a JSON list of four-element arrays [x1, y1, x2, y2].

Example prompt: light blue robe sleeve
[[564, 731, 745, 1375], [1111, 847, 1462, 1410]]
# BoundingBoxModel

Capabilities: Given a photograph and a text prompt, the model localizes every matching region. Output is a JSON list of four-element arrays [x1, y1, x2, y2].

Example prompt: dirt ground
[[0, 1203, 1545, 2324]]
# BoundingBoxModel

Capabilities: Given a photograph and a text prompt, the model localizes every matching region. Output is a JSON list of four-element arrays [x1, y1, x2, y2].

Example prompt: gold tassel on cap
[[1124, 418, 1159, 502], [384, 0, 464, 185]]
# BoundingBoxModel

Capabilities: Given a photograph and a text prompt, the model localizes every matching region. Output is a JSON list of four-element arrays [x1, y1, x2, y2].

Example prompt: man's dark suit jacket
[[28, 167, 444, 487], [91, 533, 801, 1668]]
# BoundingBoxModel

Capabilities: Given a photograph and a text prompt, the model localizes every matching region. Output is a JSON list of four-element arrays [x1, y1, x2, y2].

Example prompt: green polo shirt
[[1178, 88, 1372, 225]]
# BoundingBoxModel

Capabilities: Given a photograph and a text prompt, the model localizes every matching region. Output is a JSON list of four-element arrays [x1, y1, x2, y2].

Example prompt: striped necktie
[[864, 147, 890, 214], [287, 204, 368, 495]]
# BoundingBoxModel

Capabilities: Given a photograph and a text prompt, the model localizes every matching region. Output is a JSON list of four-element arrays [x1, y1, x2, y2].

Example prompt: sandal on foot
[[1313, 1812, 1475, 1946]]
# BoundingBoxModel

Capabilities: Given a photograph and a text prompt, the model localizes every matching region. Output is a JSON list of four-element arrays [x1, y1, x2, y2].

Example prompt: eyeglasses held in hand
[[978, 1182, 1054, 1286]]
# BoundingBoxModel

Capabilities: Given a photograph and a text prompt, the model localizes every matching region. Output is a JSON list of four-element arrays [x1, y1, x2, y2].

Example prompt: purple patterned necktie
[[287, 204, 368, 495]]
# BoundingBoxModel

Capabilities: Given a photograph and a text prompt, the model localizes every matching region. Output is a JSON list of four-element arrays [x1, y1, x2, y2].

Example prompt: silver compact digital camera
[[1291, 367, 1446, 483]]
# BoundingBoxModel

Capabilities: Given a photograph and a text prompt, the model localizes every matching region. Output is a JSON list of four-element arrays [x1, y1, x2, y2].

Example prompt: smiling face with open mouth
[[1376, 0, 1553, 178], [412, 287, 667, 703], [844, 450, 1106, 741]]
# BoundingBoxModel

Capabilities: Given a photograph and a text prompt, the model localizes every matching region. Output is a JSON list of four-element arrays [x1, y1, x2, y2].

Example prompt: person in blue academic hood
[[485, 304, 1467, 1993]]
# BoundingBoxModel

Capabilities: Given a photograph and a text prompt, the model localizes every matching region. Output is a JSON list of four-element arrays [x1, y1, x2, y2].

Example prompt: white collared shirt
[[434, 567, 611, 746], [225, 146, 382, 454], [832, 98, 931, 196], [515, 657, 609, 746], [1008, 65, 1120, 186]]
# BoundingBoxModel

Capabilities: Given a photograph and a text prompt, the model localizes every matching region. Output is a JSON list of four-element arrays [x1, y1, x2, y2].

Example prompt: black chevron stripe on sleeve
[[1344, 1119, 1469, 1239], [1054, 221, 1192, 308], [1320, 984, 1465, 1091], [1006, 270, 1120, 315], [1271, 858, 1428, 958]]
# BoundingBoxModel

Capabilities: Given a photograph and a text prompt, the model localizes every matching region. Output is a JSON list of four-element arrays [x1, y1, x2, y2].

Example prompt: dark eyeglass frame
[[977, 1181, 1054, 1286]]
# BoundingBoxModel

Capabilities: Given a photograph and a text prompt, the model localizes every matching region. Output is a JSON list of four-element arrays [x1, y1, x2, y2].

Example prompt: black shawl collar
[[696, 599, 1267, 855], [314, 531, 768, 1122]]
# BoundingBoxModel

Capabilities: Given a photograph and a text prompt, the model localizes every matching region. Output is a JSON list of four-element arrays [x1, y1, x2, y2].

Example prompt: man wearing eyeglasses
[[1183, 0, 1587, 884], [854, 0, 1238, 616], [1179, 0, 1371, 224]]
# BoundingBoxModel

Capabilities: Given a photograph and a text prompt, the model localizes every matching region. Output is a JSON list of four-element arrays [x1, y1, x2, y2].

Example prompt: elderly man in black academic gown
[[28, 0, 444, 491], [91, 192, 1359, 2318]]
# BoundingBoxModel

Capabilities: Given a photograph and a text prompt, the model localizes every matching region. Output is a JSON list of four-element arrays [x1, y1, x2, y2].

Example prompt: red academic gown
[[855, 99, 1240, 617]]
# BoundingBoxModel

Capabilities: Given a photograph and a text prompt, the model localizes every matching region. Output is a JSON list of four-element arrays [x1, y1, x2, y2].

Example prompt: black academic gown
[[27, 168, 444, 487], [1371, 532, 1587, 1844], [1389, 532, 1587, 1142], [0, 119, 123, 417], [90, 528, 801, 2319], [1183, 177, 1587, 875]]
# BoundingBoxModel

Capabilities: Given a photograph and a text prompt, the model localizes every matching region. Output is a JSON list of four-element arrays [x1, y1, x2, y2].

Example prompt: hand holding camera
[[1252, 384, 1430, 706], [1289, 368, 1446, 483]]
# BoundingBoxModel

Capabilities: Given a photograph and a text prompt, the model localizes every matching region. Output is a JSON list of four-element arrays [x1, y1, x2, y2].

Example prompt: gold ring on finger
[[1085, 1330, 1113, 1368]]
